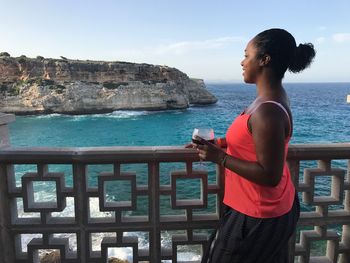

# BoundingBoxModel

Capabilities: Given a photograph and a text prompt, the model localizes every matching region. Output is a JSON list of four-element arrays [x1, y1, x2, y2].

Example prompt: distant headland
[[0, 52, 217, 115]]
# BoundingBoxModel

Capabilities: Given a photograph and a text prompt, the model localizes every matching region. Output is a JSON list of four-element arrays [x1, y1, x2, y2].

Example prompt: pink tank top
[[223, 101, 295, 218]]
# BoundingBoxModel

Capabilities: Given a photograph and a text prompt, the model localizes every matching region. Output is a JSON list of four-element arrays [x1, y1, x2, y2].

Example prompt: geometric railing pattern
[[0, 115, 349, 263], [0, 145, 349, 263], [0, 147, 224, 263], [288, 146, 350, 263]]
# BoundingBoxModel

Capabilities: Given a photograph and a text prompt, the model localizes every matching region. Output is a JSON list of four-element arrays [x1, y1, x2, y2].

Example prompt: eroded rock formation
[[0, 54, 217, 114]]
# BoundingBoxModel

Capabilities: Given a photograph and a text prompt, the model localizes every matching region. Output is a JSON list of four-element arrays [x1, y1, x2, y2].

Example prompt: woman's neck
[[255, 74, 284, 100]]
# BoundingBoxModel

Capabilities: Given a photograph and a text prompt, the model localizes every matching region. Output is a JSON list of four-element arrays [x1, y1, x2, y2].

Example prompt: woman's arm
[[197, 104, 288, 187]]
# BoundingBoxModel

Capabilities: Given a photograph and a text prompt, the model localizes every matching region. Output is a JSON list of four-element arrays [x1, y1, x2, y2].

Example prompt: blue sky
[[1, 0, 349, 83]]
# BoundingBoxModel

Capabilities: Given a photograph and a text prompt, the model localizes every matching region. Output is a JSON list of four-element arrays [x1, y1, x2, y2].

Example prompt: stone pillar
[[0, 113, 15, 263], [0, 113, 15, 148]]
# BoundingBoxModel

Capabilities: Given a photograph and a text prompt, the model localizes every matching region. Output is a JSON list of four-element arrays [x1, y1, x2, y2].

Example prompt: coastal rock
[[0, 55, 217, 114]]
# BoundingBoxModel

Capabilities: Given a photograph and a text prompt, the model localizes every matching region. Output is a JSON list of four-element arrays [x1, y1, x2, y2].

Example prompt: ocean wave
[[110, 110, 150, 118], [19, 109, 188, 122], [108, 109, 186, 118], [54, 110, 163, 121], [30, 113, 62, 119]]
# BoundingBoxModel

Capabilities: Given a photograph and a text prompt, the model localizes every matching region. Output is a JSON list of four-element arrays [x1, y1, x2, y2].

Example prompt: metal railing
[[0, 114, 349, 263]]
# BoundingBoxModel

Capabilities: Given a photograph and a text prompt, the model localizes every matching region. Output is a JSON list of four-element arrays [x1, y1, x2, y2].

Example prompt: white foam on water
[[178, 252, 202, 261], [58, 111, 149, 121], [108, 247, 132, 261], [110, 109, 187, 118], [23, 109, 187, 122], [110, 110, 150, 118], [110, 109, 185, 117], [31, 113, 62, 119]]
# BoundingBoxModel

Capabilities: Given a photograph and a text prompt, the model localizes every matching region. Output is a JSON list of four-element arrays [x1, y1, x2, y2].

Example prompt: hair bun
[[288, 43, 316, 73]]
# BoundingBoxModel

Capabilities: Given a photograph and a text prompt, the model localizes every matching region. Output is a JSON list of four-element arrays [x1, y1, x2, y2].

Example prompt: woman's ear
[[259, 54, 271, 66]]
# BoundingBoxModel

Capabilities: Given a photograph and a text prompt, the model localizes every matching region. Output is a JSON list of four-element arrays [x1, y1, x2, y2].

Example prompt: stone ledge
[[0, 113, 15, 125]]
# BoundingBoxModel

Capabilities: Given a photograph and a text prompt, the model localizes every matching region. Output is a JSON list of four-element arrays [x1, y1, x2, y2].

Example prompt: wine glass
[[192, 127, 215, 144], [192, 128, 214, 167]]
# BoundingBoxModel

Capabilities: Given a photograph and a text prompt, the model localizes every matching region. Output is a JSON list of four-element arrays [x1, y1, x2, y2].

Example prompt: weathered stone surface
[[0, 55, 217, 114]]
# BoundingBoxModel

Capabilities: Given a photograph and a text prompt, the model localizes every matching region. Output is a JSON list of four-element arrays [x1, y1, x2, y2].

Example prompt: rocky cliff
[[0, 53, 217, 114]]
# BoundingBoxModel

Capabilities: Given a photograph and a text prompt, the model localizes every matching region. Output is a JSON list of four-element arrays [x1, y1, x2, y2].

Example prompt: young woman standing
[[194, 28, 316, 263]]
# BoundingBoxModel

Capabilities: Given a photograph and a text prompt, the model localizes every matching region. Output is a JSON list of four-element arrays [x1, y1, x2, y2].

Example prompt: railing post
[[0, 113, 16, 263], [149, 161, 161, 262], [0, 113, 15, 148]]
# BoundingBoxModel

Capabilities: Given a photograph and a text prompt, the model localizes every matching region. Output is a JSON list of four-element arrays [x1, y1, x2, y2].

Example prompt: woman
[[194, 29, 316, 262]]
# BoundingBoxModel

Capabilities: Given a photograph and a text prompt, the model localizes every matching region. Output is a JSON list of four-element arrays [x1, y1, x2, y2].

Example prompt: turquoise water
[[10, 83, 350, 147], [7, 83, 350, 260]]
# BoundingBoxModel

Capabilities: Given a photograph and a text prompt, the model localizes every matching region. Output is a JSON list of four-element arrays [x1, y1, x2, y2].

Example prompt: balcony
[[0, 113, 349, 263]]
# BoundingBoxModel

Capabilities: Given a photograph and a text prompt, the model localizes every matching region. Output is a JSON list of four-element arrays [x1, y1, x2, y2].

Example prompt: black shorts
[[202, 195, 300, 263]]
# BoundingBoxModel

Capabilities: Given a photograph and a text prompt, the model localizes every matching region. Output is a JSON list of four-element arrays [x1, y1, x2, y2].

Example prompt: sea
[[8, 82, 350, 261]]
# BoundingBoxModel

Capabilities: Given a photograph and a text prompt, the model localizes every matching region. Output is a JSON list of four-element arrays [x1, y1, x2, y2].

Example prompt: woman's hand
[[193, 136, 227, 164], [184, 142, 195, 149]]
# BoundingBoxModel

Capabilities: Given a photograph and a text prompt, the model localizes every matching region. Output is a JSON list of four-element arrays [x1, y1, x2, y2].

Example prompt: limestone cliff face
[[0, 54, 217, 114]]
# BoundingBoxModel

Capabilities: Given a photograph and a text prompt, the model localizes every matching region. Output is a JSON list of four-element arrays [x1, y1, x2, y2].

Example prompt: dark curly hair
[[253, 28, 316, 79]]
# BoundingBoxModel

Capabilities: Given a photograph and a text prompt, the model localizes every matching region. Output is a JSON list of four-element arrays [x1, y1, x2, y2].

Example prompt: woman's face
[[240, 40, 261, 83]]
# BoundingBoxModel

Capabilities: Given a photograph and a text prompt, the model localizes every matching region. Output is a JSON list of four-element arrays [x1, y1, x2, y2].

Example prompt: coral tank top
[[223, 101, 295, 218]]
